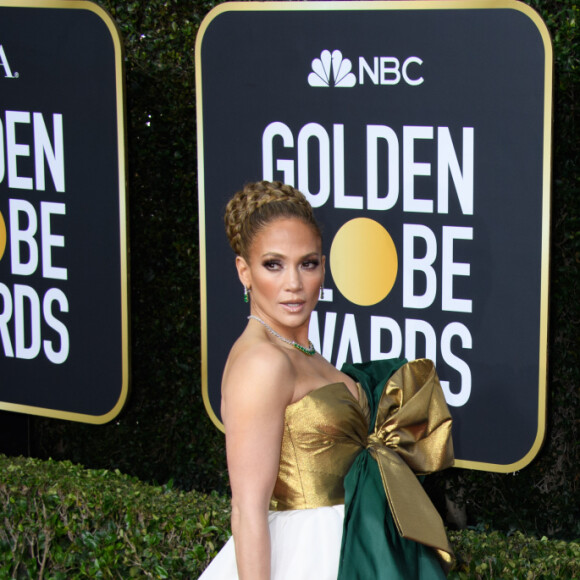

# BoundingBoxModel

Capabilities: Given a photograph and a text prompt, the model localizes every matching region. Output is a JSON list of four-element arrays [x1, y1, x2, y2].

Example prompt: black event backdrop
[[0, 2, 128, 423], [197, 2, 552, 472]]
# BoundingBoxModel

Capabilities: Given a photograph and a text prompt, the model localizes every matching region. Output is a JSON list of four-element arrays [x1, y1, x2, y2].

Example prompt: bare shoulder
[[224, 337, 295, 390], [221, 339, 295, 425]]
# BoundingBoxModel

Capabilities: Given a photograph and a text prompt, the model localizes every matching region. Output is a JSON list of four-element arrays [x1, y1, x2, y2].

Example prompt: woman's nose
[[285, 268, 302, 290]]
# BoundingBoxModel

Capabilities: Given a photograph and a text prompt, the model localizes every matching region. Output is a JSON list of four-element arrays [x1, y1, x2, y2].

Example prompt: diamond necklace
[[248, 315, 316, 356]]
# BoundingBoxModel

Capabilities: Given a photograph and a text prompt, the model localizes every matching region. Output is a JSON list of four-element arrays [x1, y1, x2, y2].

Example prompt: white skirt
[[199, 504, 345, 579]]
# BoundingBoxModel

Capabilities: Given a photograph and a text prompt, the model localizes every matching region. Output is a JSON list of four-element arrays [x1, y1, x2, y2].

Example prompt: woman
[[200, 181, 454, 580]]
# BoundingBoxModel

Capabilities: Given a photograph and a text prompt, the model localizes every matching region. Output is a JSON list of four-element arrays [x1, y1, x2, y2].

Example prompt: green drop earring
[[244, 286, 249, 303]]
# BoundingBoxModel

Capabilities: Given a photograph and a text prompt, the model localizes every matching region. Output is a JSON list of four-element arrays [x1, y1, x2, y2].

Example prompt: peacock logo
[[308, 50, 356, 88]]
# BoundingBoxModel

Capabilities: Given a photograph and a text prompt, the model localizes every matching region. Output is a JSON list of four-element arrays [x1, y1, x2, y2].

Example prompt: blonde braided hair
[[224, 181, 321, 259]]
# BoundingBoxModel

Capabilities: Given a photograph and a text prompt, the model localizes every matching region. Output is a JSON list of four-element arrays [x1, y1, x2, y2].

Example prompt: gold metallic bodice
[[270, 382, 370, 511]]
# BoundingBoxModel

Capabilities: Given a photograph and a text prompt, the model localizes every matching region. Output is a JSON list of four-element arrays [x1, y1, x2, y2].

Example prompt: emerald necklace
[[248, 315, 316, 356]]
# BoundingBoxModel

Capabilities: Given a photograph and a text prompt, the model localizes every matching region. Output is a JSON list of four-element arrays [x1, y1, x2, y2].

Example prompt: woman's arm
[[222, 345, 294, 580]]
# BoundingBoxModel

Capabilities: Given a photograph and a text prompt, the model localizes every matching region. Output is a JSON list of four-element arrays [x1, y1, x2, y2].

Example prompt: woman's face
[[236, 217, 325, 335]]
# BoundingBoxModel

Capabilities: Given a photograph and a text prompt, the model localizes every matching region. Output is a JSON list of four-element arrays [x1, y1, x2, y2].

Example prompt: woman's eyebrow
[[260, 252, 285, 259], [260, 251, 320, 259]]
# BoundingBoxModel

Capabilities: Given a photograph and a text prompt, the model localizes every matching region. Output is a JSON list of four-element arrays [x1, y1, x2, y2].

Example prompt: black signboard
[[0, 1, 128, 423], [196, 1, 552, 472]]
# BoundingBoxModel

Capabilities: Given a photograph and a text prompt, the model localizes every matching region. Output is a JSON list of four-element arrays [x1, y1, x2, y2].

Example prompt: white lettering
[[336, 313, 361, 369], [41, 202, 67, 280], [0, 283, 14, 357], [359, 57, 379, 85], [0, 45, 15, 78], [6, 111, 33, 190], [440, 322, 472, 406], [310, 313, 474, 406], [43, 288, 69, 364], [442, 226, 472, 313], [297, 123, 330, 207], [309, 310, 337, 362], [438, 127, 474, 215], [404, 318, 437, 363], [262, 121, 294, 184], [359, 56, 423, 86], [34, 113, 65, 192], [402, 57, 424, 86], [380, 57, 401, 85], [333, 125, 363, 209], [261, 122, 474, 215], [9, 198, 38, 276], [403, 126, 434, 213], [370, 315, 402, 359], [14, 284, 41, 360], [367, 125, 399, 210], [403, 224, 437, 309]]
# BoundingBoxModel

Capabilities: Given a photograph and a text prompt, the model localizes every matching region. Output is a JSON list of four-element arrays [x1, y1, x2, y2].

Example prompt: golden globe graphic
[[196, 1, 552, 472], [330, 218, 398, 307]]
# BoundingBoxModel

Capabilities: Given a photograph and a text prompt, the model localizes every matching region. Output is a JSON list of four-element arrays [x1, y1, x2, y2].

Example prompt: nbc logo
[[308, 50, 356, 88], [308, 49, 424, 88]]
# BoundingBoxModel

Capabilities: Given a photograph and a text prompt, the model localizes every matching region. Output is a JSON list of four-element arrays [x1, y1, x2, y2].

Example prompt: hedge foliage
[[1, 456, 579, 579], [0, 455, 230, 579], [448, 528, 580, 579], [28, 0, 579, 542]]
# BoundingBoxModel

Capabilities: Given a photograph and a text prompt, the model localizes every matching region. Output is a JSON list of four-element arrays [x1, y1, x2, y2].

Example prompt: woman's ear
[[235, 255, 251, 289], [321, 254, 326, 284]]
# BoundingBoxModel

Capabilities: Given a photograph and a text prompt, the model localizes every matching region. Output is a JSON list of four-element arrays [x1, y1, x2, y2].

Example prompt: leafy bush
[[0, 455, 230, 579], [1, 456, 578, 579], [448, 527, 580, 580]]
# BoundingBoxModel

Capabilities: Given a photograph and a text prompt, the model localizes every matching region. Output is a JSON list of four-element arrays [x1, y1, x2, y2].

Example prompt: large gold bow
[[366, 359, 455, 570]]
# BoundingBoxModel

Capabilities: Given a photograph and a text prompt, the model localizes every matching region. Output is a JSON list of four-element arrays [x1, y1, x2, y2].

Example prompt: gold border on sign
[[0, 0, 130, 425], [196, 1, 553, 470]]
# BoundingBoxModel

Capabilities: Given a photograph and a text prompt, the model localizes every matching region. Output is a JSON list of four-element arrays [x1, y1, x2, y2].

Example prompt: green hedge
[[448, 528, 580, 579], [0, 455, 230, 579], [1, 456, 578, 579]]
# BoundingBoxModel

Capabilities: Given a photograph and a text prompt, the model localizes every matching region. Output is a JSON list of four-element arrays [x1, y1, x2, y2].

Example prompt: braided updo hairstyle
[[224, 181, 322, 259]]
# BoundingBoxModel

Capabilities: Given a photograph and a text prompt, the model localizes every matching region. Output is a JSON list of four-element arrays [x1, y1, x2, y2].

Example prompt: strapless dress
[[199, 358, 454, 580]]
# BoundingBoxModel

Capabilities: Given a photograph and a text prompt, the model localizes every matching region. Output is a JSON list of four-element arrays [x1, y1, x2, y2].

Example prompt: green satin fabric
[[338, 358, 450, 580]]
